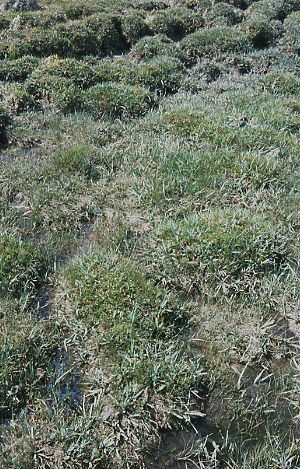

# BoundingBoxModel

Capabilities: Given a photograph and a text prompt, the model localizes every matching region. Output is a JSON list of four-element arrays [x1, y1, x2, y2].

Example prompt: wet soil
[[145, 315, 300, 468]]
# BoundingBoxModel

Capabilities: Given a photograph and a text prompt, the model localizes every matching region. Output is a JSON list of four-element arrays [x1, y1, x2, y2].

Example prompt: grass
[[0, 0, 299, 467], [0, 234, 49, 299], [0, 307, 58, 420], [152, 209, 289, 297], [180, 26, 252, 64]]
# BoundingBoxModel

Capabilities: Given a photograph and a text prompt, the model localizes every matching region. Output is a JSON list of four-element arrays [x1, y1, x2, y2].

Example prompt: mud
[[48, 349, 82, 412], [35, 285, 55, 320]]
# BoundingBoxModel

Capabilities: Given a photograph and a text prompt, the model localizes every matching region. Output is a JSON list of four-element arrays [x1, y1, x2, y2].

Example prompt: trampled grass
[[0, 0, 299, 467]]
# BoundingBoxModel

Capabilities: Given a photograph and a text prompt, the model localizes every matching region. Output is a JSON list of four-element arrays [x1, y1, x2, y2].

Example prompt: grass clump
[[48, 14, 125, 58], [146, 7, 204, 40], [63, 2, 98, 20], [247, 0, 300, 21], [66, 254, 184, 332], [33, 56, 100, 89], [52, 146, 103, 182], [25, 72, 83, 113], [94, 56, 184, 93], [65, 251, 202, 397], [184, 0, 211, 10], [93, 57, 135, 83], [1, 82, 36, 114], [131, 34, 186, 61], [283, 11, 300, 52], [157, 211, 289, 295], [130, 57, 185, 93], [0, 235, 49, 299], [239, 18, 280, 48], [170, 7, 205, 33], [208, 2, 243, 26], [0, 56, 40, 82], [0, 251, 204, 465], [1, 141, 106, 247], [82, 82, 155, 119], [15, 10, 67, 28], [121, 11, 151, 45], [181, 60, 222, 91], [258, 72, 300, 96], [156, 90, 300, 157], [134, 143, 283, 208], [181, 26, 252, 63], [1, 13, 125, 59], [0, 319, 57, 420]]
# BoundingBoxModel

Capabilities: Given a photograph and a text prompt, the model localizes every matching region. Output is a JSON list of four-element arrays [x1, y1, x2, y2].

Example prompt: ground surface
[[0, 0, 299, 467]]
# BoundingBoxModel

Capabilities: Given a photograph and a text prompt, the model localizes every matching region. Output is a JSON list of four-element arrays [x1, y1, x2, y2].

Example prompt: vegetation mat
[[0, 0, 299, 467]]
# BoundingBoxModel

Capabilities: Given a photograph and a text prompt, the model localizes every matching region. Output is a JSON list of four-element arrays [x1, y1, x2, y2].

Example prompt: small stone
[[101, 404, 116, 421]]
